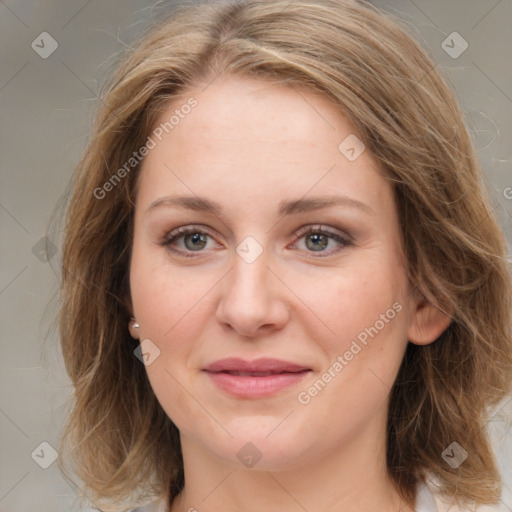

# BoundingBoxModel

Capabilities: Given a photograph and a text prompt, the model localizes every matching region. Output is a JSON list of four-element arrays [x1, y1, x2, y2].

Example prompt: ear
[[408, 290, 453, 346]]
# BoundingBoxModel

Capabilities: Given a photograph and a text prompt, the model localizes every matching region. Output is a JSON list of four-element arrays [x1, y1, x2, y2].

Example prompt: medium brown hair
[[56, 0, 512, 510]]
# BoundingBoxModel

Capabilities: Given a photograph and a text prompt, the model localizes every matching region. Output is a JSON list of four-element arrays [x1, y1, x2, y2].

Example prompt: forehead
[[136, 75, 391, 218], [153, 76, 356, 153]]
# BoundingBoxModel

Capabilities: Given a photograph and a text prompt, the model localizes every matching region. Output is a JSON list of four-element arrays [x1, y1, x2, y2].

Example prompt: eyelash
[[160, 224, 353, 259]]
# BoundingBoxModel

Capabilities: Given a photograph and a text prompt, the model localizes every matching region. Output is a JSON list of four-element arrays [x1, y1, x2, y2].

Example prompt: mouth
[[213, 370, 310, 377], [203, 357, 311, 374], [202, 358, 312, 398]]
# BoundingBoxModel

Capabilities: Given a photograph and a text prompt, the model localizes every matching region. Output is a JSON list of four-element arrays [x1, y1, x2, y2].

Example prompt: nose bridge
[[228, 242, 271, 306], [229, 232, 271, 292], [215, 237, 288, 336]]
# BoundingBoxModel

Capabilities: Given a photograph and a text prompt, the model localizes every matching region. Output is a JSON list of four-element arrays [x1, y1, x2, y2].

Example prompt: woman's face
[[129, 76, 434, 471]]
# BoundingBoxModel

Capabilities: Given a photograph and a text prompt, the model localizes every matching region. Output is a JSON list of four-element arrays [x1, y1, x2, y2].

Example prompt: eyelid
[[292, 223, 354, 242]]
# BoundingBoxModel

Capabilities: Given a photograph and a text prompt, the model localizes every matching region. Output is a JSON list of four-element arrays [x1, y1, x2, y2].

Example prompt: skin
[[128, 75, 452, 512]]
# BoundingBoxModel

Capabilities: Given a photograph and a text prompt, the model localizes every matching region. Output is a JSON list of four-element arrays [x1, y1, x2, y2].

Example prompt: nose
[[215, 249, 290, 338]]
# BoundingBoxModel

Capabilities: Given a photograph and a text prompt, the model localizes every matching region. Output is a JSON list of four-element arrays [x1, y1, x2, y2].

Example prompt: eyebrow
[[145, 194, 374, 217]]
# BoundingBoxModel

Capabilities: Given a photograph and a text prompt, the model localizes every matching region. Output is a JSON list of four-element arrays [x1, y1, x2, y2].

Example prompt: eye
[[159, 224, 353, 258], [290, 225, 353, 257], [160, 226, 218, 257]]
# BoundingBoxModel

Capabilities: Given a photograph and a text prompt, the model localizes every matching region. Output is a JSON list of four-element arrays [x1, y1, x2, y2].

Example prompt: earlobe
[[128, 317, 140, 339], [408, 295, 453, 346], [125, 297, 139, 339]]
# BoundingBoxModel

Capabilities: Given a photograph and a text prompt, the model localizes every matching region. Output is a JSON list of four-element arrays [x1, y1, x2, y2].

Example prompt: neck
[[169, 412, 415, 512]]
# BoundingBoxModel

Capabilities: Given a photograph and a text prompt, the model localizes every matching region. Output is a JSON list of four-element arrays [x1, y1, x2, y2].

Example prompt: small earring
[[129, 317, 140, 339]]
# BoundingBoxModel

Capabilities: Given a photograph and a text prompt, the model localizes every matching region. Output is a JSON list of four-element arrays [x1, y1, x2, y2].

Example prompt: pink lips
[[203, 357, 312, 398]]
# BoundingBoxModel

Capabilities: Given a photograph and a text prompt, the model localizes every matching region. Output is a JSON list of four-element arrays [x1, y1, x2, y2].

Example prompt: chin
[[198, 419, 314, 471]]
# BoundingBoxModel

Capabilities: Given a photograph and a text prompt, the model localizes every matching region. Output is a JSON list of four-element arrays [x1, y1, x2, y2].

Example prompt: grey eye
[[183, 232, 209, 251]]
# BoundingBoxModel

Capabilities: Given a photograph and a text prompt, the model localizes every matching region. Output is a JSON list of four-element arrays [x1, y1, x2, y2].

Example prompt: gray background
[[1, 1, 511, 511]]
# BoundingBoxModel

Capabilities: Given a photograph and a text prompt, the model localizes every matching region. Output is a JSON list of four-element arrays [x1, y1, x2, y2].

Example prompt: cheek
[[307, 254, 407, 350], [296, 276, 408, 431], [130, 246, 205, 345], [301, 260, 410, 418], [129, 257, 209, 428]]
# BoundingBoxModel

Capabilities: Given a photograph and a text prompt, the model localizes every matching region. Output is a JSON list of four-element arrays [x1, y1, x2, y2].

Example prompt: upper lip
[[203, 357, 311, 374]]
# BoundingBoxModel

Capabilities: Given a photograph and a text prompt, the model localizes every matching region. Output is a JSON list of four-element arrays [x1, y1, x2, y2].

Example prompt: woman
[[56, 0, 512, 511]]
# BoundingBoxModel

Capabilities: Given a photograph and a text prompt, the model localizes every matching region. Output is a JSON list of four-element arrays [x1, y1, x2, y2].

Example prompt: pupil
[[185, 233, 207, 251], [307, 234, 327, 251]]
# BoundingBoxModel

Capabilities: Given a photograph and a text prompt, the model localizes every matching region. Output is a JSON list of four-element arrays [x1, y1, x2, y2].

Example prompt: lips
[[220, 371, 293, 377], [203, 358, 312, 398], [203, 357, 311, 374]]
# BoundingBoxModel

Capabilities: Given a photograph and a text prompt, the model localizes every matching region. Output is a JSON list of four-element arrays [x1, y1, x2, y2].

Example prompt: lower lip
[[204, 371, 311, 398]]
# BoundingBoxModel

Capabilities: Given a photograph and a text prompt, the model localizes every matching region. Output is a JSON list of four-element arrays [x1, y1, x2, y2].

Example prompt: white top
[[127, 481, 482, 512]]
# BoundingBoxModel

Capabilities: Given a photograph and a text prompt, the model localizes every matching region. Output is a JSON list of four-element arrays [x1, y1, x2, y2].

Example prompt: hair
[[55, 0, 512, 510]]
